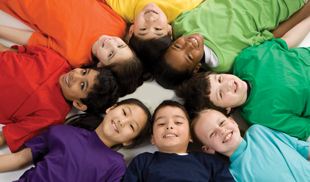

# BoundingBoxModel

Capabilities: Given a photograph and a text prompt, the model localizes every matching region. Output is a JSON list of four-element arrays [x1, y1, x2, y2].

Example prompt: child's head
[[153, 33, 204, 89], [191, 109, 242, 157], [59, 68, 119, 114], [92, 35, 143, 96], [128, 3, 172, 41], [176, 71, 247, 115], [150, 100, 192, 153], [95, 98, 151, 149]]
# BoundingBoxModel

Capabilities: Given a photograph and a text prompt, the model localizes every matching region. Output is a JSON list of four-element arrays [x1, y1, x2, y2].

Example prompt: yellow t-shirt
[[105, 0, 203, 24]]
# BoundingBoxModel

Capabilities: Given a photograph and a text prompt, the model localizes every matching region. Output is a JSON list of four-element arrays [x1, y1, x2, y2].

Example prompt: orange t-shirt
[[0, 0, 127, 68]]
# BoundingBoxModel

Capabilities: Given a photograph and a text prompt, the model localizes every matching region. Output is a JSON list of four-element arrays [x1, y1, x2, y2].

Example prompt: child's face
[[151, 106, 192, 153], [130, 3, 171, 40], [96, 104, 147, 148], [92, 35, 133, 67], [194, 110, 241, 157], [164, 33, 204, 73], [209, 74, 248, 113], [59, 68, 98, 102]]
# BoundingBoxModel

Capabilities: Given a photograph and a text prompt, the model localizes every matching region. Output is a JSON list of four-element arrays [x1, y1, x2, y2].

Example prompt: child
[[0, 0, 143, 95], [122, 100, 234, 182], [192, 109, 310, 181], [0, 98, 151, 182], [177, 15, 310, 140], [154, 0, 308, 89], [105, 0, 202, 41], [0, 43, 119, 153]]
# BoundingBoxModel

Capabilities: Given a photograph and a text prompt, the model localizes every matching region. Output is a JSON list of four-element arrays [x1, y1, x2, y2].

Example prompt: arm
[[0, 148, 33, 173], [0, 25, 33, 46], [281, 16, 310, 49], [0, 43, 18, 53], [0, 131, 6, 147], [272, 1, 310, 38]]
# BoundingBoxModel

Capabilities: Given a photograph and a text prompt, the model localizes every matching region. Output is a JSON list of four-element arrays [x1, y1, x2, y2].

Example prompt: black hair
[[66, 98, 151, 150], [92, 46, 143, 97], [80, 68, 119, 115], [151, 100, 190, 134], [129, 34, 173, 80], [176, 71, 229, 118]]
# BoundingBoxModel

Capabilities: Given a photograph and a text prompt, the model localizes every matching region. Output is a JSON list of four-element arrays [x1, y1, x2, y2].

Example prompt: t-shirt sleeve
[[106, 161, 126, 182], [24, 129, 50, 165], [122, 154, 145, 182], [2, 112, 64, 153], [28, 31, 49, 48]]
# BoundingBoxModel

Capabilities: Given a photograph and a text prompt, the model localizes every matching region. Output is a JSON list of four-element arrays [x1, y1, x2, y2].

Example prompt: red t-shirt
[[0, 0, 127, 68], [0, 45, 71, 152]]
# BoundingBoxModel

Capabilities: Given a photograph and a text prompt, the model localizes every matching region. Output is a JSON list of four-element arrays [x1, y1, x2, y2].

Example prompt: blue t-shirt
[[17, 125, 126, 182], [229, 125, 310, 181], [123, 151, 234, 182]]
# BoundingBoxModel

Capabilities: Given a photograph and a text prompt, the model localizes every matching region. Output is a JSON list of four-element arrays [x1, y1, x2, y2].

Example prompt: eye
[[130, 124, 134, 131], [187, 54, 192, 60], [219, 91, 222, 98], [157, 123, 165, 126], [109, 52, 114, 57], [218, 76, 222, 83], [118, 44, 124, 48], [123, 109, 126, 116], [140, 28, 146, 31], [210, 132, 215, 138], [81, 82, 85, 90], [174, 44, 181, 49], [220, 120, 225, 126], [155, 28, 161, 30], [82, 69, 87, 75], [176, 121, 182, 124]]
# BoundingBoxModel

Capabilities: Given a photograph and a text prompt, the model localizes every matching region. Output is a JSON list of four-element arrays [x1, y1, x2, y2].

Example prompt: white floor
[[1, 9, 310, 181]]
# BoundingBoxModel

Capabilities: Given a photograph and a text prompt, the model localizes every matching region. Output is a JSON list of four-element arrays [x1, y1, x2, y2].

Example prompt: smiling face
[[59, 68, 98, 102], [151, 106, 192, 153], [164, 33, 204, 73], [194, 110, 242, 157], [92, 35, 133, 68], [130, 3, 171, 40], [209, 74, 248, 113], [95, 104, 148, 148]]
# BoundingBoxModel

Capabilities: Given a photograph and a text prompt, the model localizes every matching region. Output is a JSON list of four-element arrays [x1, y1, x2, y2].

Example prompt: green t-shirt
[[234, 39, 310, 140], [172, 0, 305, 73]]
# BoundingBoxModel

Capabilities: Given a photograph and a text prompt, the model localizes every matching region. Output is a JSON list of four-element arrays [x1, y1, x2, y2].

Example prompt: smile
[[102, 38, 111, 47], [223, 132, 232, 143], [163, 133, 178, 138], [63, 72, 70, 87], [145, 9, 158, 15], [234, 81, 238, 93], [111, 121, 119, 133]]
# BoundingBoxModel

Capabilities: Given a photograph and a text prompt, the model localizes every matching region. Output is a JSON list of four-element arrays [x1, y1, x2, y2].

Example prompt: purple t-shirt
[[15, 125, 126, 182]]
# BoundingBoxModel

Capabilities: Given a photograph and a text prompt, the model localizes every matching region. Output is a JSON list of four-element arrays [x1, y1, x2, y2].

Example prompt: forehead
[[154, 106, 187, 121], [196, 110, 222, 130], [164, 47, 189, 71]]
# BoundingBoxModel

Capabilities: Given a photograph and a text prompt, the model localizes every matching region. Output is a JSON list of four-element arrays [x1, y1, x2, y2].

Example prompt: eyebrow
[[126, 106, 140, 130], [84, 69, 91, 92], [213, 75, 219, 101], [155, 115, 185, 123]]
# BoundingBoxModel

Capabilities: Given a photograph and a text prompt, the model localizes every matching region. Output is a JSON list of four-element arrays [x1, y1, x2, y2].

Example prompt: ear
[[150, 135, 155, 145], [193, 63, 202, 74], [189, 138, 193, 143], [226, 108, 231, 115], [105, 104, 117, 114], [202, 145, 215, 154], [97, 61, 104, 68], [167, 24, 173, 39], [128, 25, 134, 40], [123, 140, 134, 146], [228, 117, 237, 125], [73, 100, 88, 111]]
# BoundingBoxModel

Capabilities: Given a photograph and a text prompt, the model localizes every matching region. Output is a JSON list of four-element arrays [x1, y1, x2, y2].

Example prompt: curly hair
[[175, 71, 229, 118], [151, 100, 190, 134], [66, 98, 152, 150], [80, 68, 119, 115]]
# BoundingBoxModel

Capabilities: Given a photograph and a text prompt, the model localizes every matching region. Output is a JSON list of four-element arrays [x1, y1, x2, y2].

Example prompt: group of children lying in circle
[[0, 0, 310, 181]]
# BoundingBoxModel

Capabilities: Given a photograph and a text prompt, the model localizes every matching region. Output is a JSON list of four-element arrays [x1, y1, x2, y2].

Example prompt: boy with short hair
[[192, 109, 310, 181], [122, 100, 234, 182], [0, 44, 119, 152]]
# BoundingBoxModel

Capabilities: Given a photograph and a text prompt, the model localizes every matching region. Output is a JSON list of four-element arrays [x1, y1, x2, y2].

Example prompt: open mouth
[[223, 132, 233, 143], [163, 133, 178, 138], [145, 9, 158, 15], [63, 72, 70, 87], [102, 38, 111, 47], [111, 121, 119, 133], [189, 37, 199, 46]]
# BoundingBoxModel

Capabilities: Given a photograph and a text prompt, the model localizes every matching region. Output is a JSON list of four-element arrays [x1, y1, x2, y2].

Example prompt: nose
[[225, 80, 234, 92], [71, 70, 81, 82], [166, 121, 174, 130], [218, 127, 226, 136]]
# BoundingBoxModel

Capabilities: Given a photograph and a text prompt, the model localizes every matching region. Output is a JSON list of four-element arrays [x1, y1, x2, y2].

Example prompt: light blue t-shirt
[[229, 125, 310, 182]]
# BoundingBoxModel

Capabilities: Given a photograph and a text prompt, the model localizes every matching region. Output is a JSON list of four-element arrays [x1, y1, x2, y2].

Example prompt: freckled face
[[164, 33, 204, 73], [151, 106, 191, 153], [92, 35, 133, 68], [132, 3, 170, 40]]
